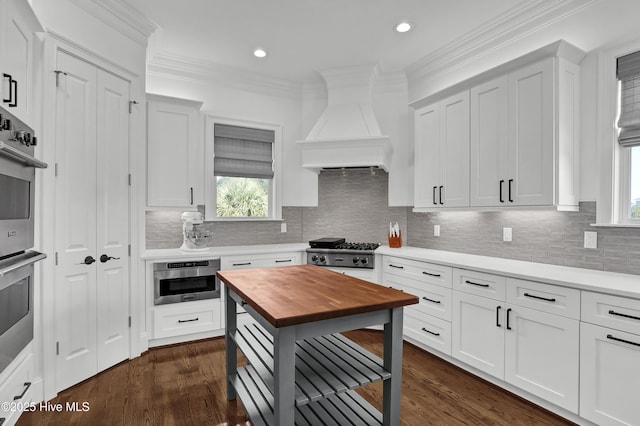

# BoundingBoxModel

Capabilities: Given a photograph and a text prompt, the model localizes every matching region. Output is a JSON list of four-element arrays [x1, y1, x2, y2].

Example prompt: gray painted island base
[[224, 286, 405, 425]]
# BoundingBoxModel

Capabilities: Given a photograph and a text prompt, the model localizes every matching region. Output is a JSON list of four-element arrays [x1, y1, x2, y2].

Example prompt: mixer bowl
[[185, 229, 212, 248]]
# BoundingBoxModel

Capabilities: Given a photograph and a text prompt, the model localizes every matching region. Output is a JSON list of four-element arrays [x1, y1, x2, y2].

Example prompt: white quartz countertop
[[377, 245, 640, 299], [142, 243, 309, 261]]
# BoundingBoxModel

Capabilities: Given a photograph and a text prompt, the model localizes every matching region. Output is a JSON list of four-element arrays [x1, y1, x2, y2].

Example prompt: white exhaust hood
[[298, 65, 392, 172]]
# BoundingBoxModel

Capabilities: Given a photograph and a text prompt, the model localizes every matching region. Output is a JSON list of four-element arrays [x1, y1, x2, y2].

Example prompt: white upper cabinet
[[146, 94, 204, 208], [0, 0, 43, 125], [415, 41, 583, 211], [414, 91, 469, 208]]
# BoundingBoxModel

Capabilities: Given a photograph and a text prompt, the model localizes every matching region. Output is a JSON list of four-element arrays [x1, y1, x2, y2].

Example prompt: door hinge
[[55, 252, 58, 265], [128, 100, 138, 114], [128, 316, 132, 328], [56, 341, 59, 355], [54, 70, 67, 88], [55, 163, 58, 177], [128, 174, 132, 186]]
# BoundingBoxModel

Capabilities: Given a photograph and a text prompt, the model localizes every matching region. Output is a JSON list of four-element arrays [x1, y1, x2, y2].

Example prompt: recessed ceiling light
[[253, 48, 267, 58], [395, 21, 412, 33]]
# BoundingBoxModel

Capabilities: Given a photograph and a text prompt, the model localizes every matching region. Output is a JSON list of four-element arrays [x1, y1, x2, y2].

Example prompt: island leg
[[383, 307, 403, 426], [273, 325, 296, 425], [225, 285, 238, 400]]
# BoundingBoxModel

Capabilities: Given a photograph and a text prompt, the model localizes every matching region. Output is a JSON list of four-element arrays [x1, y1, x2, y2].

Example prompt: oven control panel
[[306, 251, 374, 269]]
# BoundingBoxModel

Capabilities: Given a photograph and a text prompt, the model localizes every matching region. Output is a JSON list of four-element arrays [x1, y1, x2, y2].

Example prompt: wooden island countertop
[[216, 264, 418, 328]]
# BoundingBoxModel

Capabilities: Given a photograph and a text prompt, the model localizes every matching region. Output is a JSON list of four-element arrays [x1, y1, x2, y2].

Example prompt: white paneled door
[[54, 51, 130, 392]]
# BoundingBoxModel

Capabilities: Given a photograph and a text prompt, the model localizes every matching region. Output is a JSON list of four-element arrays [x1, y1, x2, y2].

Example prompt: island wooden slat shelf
[[217, 264, 418, 426]]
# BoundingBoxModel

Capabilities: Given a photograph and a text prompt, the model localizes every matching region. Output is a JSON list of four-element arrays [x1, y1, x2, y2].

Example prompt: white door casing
[[54, 51, 130, 391]]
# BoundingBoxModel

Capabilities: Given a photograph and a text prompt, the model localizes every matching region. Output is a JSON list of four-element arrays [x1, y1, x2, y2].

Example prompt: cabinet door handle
[[421, 327, 440, 336], [508, 179, 513, 202], [388, 264, 404, 269], [439, 186, 444, 205], [422, 296, 441, 304], [607, 334, 640, 347], [506, 308, 512, 330], [233, 262, 251, 266], [608, 310, 640, 321], [499, 180, 504, 203], [2, 73, 12, 103], [524, 293, 556, 303], [9, 79, 17, 107], [190, 187, 194, 205], [422, 271, 441, 277], [432, 186, 437, 205], [13, 382, 31, 400], [178, 317, 199, 323], [465, 279, 489, 288], [496, 305, 502, 327]]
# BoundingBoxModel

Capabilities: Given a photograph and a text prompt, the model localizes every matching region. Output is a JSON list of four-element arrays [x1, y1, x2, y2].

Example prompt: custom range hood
[[298, 65, 392, 172]]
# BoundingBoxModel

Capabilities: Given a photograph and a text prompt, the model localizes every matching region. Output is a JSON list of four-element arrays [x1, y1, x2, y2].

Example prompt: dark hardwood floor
[[18, 330, 575, 425]]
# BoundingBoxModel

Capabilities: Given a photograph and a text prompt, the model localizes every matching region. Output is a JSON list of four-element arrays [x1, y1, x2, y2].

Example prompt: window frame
[[596, 40, 640, 226], [204, 115, 282, 221]]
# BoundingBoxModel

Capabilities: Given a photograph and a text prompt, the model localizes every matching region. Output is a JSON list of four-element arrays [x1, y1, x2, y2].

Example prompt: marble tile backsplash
[[146, 170, 640, 275]]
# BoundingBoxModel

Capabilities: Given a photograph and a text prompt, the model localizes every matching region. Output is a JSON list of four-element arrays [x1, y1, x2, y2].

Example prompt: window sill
[[590, 222, 640, 228], [205, 218, 284, 223]]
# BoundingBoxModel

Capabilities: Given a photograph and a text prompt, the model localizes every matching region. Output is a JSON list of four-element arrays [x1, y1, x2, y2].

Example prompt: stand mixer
[[179, 211, 212, 251]]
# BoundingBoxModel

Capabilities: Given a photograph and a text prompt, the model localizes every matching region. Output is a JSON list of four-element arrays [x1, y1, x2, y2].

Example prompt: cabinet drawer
[[404, 309, 452, 356], [582, 291, 640, 335], [221, 252, 302, 270], [385, 274, 451, 321], [0, 352, 34, 423], [383, 256, 452, 288], [453, 269, 506, 301], [154, 301, 222, 339], [506, 278, 580, 319]]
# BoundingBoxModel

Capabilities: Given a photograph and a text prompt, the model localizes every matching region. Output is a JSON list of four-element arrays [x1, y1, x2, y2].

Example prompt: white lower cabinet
[[0, 352, 34, 426], [153, 300, 222, 339], [580, 291, 640, 425], [452, 271, 579, 413]]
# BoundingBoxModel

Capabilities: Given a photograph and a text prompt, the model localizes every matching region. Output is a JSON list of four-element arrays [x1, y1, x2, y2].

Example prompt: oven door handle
[[154, 268, 218, 280], [0, 141, 48, 168], [0, 251, 47, 277]]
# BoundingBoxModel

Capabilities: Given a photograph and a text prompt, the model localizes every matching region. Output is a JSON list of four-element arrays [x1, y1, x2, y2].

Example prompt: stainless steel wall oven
[[0, 106, 47, 374], [154, 259, 221, 305]]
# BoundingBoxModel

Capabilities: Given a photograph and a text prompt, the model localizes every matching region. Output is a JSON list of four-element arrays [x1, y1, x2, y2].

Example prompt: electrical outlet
[[503, 227, 512, 242], [584, 231, 597, 249], [280, 222, 287, 233], [434, 224, 440, 237]]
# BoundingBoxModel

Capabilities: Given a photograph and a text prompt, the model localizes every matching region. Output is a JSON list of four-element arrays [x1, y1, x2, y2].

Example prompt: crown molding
[[147, 53, 303, 100], [406, 0, 595, 84], [70, 0, 157, 46]]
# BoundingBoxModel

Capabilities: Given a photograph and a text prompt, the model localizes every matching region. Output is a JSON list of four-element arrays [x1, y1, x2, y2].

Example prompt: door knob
[[79, 256, 96, 265], [100, 254, 120, 263]]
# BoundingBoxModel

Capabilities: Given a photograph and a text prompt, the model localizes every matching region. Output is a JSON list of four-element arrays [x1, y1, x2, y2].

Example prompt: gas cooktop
[[306, 238, 380, 269]]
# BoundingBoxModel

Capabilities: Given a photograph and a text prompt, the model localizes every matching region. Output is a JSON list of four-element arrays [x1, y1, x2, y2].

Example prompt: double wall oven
[[0, 105, 47, 374]]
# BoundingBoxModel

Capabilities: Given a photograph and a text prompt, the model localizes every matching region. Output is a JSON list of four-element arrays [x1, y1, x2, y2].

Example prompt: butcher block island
[[217, 264, 418, 426]]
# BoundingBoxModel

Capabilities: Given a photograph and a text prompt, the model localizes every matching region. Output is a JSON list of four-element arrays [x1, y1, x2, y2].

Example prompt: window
[[204, 118, 282, 220], [617, 51, 640, 223]]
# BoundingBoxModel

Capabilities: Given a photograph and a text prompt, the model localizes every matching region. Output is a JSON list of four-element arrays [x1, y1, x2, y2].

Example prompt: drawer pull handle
[[389, 264, 404, 269], [506, 308, 512, 330], [465, 280, 489, 288], [496, 305, 502, 327], [13, 382, 31, 400], [422, 271, 441, 277], [421, 327, 440, 336], [422, 296, 441, 304], [232, 262, 252, 266], [608, 310, 640, 321], [275, 259, 292, 263], [178, 317, 199, 323], [524, 293, 556, 303], [607, 334, 640, 347]]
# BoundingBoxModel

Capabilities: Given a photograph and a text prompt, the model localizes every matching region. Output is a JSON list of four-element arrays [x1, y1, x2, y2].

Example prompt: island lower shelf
[[230, 320, 389, 425]]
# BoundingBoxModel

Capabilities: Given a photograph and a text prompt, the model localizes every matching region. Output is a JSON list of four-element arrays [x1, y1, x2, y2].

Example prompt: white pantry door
[[54, 51, 130, 391]]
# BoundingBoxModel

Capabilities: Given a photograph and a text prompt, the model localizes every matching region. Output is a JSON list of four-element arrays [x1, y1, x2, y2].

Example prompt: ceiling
[[123, 0, 524, 84]]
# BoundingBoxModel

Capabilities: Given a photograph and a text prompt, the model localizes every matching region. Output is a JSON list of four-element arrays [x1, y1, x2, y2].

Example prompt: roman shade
[[617, 51, 640, 147], [214, 124, 274, 178]]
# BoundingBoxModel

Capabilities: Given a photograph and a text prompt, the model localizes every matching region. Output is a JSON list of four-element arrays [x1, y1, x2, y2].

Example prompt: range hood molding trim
[[297, 136, 392, 173]]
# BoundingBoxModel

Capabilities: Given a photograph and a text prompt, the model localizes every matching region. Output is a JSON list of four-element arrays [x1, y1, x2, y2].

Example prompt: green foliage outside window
[[216, 176, 269, 217]]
